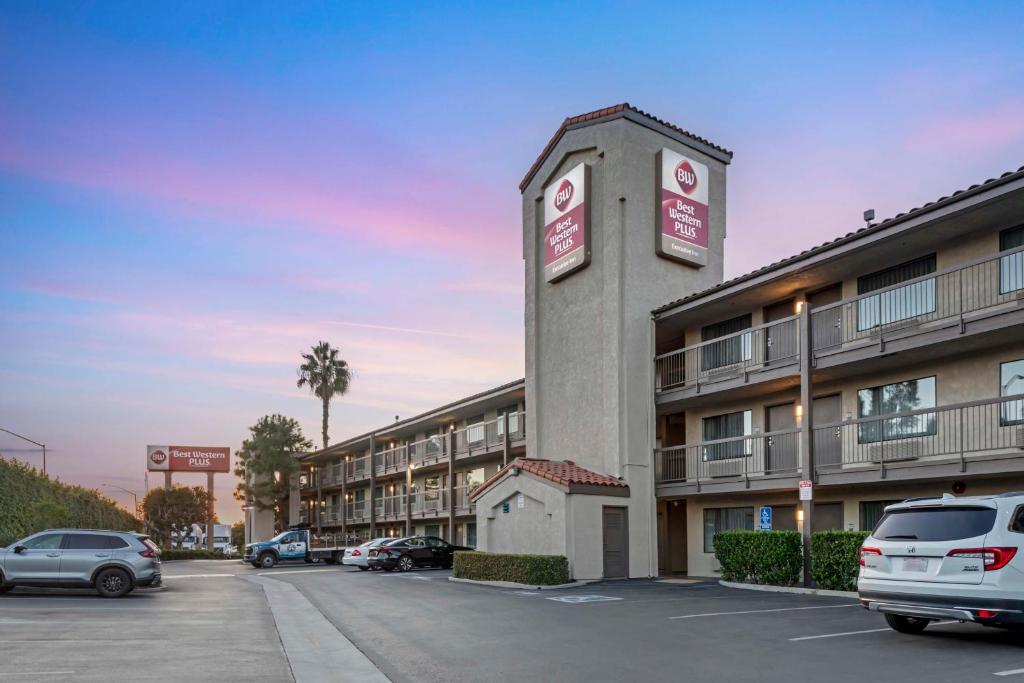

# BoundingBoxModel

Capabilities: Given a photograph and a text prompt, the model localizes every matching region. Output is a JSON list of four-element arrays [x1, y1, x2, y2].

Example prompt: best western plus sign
[[656, 147, 710, 267]]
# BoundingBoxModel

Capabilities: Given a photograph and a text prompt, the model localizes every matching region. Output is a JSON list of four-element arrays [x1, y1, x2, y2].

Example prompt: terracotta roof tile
[[470, 457, 627, 501], [519, 102, 732, 192]]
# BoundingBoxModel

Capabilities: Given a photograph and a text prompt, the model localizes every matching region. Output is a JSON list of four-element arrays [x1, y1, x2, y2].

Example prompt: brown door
[[812, 502, 843, 533], [812, 394, 843, 469], [807, 283, 843, 351], [763, 299, 797, 364], [602, 506, 629, 579], [765, 402, 798, 472]]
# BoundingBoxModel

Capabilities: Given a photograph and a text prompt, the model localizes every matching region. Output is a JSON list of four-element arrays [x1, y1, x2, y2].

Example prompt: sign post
[[147, 445, 231, 551]]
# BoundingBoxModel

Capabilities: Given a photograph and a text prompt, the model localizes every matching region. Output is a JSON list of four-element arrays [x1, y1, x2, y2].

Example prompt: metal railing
[[408, 434, 447, 468], [375, 494, 407, 520], [345, 455, 370, 483], [814, 394, 1024, 473], [408, 490, 446, 517], [453, 412, 526, 457], [655, 427, 802, 486], [375, 445, 408, 476], [345, 500, 369, 523], [811, 245, 1024, 353], [655, 316, 800, 393]]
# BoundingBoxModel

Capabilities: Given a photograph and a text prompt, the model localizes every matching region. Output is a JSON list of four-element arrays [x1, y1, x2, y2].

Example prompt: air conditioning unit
[[869, 440, 923, 462]]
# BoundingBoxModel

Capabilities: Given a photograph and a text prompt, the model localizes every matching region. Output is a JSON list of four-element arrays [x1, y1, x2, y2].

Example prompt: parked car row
[[343, 535, 470, 572]]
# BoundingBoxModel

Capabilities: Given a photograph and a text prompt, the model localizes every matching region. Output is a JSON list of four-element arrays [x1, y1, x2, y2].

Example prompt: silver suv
[[0, 529, 162, 598]]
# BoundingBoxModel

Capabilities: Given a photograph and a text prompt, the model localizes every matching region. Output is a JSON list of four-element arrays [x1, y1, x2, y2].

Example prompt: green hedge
[[159, 549, 234, 561], [811, 530, 869, 591], [0, 459, 140, 546], [713, 530, 802, 586], [453, 551, 570, 586]]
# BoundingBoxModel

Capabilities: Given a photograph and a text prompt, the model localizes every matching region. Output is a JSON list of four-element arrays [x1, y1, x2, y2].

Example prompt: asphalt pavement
[[4, 559, 1024, 682]]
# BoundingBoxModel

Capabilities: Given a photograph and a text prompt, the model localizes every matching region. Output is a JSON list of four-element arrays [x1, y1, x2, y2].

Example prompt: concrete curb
[[448, 576, 599, 590], [719, 580, 857, 599], [248, 575, 391, 682]]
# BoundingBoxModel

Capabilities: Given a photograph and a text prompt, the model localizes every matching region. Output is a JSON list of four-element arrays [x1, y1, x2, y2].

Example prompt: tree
[[233, 414, 312, 530], [296, 341, 352, 449], [230, 520, 245, 551], [142, 486, 214, 549]]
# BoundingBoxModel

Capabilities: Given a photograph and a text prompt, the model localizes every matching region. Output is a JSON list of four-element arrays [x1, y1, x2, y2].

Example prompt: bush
[[0, 459, 139, 546], [159, 549, 233, 561], [713, 530, 802, 586], [811, 530, 869, 591], [453, 551, 570, 586]]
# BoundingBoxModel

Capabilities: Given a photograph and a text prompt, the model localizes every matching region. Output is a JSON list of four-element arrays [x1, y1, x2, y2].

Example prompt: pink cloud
[[903, 100, 1024, 152]]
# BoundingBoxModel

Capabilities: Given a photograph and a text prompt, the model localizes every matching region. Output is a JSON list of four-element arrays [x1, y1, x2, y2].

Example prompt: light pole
[[101, 483, 140, 514], [0, 427, 47, 474]]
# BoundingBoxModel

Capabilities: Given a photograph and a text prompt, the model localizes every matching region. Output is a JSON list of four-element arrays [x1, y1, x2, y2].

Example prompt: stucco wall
[[523, 113, 730, 577], [477, 473, 568, 561]]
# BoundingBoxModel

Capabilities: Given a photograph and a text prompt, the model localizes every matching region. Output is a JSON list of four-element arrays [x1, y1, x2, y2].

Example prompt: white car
[[342, 538, 390, 571], [858, 492, 1024, 633]]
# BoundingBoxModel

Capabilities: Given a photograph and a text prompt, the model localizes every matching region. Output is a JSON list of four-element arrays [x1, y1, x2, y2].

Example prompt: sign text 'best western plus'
[[543, 163, 591, 283], [147, 445, 231, 472], [656, 148, 710, 268]]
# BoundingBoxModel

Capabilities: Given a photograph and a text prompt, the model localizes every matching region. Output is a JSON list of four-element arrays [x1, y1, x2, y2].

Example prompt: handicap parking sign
[[759, 506, 772, 531]]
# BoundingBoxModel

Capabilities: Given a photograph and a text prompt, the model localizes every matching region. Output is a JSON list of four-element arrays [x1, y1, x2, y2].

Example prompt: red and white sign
[[543, 163, 590, 283], [799, 480, 813, 501], [656, 148, 710, 268], [147, 445, 231, 472]]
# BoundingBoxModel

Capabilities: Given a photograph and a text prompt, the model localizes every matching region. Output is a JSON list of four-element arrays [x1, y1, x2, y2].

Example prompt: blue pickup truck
[[243, 528, 347, 568]]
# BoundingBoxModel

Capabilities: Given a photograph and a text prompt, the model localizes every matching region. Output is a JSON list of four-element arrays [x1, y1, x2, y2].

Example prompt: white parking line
[[256, 568, 338, 576], [669, 604, 857, 620], [162, 573, 234, 579], [0, 672, 76, 677], [994, 668, 1024, 677], [789, 627, 891, 641]]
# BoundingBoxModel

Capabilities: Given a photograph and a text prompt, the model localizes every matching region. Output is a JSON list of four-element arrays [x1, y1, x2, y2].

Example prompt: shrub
[[713, 530, 802, 586], [453, 551, 570, 586], [159, 549, 233, 561], [811, 530, 869, 591], [0, 458, 139, 546]]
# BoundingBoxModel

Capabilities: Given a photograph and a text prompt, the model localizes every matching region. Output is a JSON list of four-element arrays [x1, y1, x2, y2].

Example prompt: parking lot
[[3, 560, 1024, 682]]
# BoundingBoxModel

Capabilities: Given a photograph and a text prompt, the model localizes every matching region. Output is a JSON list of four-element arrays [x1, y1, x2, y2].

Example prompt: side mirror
[[13, 545, 26, 554]]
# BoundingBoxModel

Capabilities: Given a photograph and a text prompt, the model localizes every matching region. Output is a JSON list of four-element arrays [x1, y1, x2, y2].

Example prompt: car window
[[103, 535, 130, 549], [427, 537, 447, 549], [409, 538, 426, 548], [64, 534, 103, 550], [1011, 506, 1024, 533], [873, 506, 997, 541], [23, 533, 64, 550]]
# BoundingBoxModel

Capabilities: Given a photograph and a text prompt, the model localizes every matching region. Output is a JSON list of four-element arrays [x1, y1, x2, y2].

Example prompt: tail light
[[947, 547, 1017, 570], [860, 546, 881, 566], [139, 549, 156, 558], [977, 609, 999, 619], [352, 549, 361, 557]]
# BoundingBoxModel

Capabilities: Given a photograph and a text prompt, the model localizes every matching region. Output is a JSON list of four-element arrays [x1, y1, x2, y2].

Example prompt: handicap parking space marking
[[546, 594, 624, 604]]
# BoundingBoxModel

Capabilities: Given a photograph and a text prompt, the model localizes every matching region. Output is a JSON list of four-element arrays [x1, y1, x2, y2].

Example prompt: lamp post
[[0, 427, 47, 474], [101, 483, 139, 513]]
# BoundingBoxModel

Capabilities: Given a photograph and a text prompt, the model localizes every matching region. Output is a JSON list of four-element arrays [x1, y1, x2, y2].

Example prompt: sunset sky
[[2, 3, 1023, 522]]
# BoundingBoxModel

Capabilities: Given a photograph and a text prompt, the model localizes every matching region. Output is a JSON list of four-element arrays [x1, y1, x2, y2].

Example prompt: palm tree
[[296, 341, 352, 449]]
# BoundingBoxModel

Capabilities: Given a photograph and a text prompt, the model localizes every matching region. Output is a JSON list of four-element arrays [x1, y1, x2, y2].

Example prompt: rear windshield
[[873, 506, 997, 542]]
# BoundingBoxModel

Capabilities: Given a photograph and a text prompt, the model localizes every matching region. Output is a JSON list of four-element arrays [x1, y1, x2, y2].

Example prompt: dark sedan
[[367, 535, 470, 572]]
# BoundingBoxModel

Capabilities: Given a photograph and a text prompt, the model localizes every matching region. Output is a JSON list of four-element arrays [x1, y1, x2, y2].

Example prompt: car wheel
[[259, 553, 276, 569], [358, 566, 369, 571], [95, 568, 132, 598], [884, 613, 930, 634], [398, 555, 415, 572]]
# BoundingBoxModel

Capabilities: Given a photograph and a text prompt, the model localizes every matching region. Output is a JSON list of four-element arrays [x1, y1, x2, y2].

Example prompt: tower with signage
[[520, 104, 731, 578]]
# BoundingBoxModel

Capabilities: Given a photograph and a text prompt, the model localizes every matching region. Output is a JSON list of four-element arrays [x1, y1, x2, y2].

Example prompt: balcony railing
[[811, 246, 1024, 354], [655, 316, 800, 393], [655, 427, 802, 486], [346, 456, 370, 483], [375, 445, 408, 476], [814, 394, 1024, 473], [408, 434, 447, 468], [453, 412, 526, 457]]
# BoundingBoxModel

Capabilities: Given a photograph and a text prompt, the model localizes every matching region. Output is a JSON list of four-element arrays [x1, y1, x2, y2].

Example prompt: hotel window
[[465, 522, 478, 548], [859, 500, 901, 532], [466, 414, 486, 445], [1000, 226, 1024, 294], [700, 314, 752, 371], [857, 254, 936, 331], [857, 376, 936, 443], [496, 405, 520, 437], [1001, 359, 1024, 426], [703, 507, 754, 553], [702, 410, 752, 461]]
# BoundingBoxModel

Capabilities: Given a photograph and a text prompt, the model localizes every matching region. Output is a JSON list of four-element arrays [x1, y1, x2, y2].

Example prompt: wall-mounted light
[[795, 404, 804, 425], [796, 508, 805, 523], [795, 300, 805, 314]]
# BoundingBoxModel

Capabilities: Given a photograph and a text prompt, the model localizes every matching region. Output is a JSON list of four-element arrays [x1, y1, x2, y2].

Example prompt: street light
[[0, 427, 47, 474], [101, 483, 139, 513]]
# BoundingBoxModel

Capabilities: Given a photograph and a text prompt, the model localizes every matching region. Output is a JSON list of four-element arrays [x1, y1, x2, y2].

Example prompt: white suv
[[858, 493, 1024, 633]]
